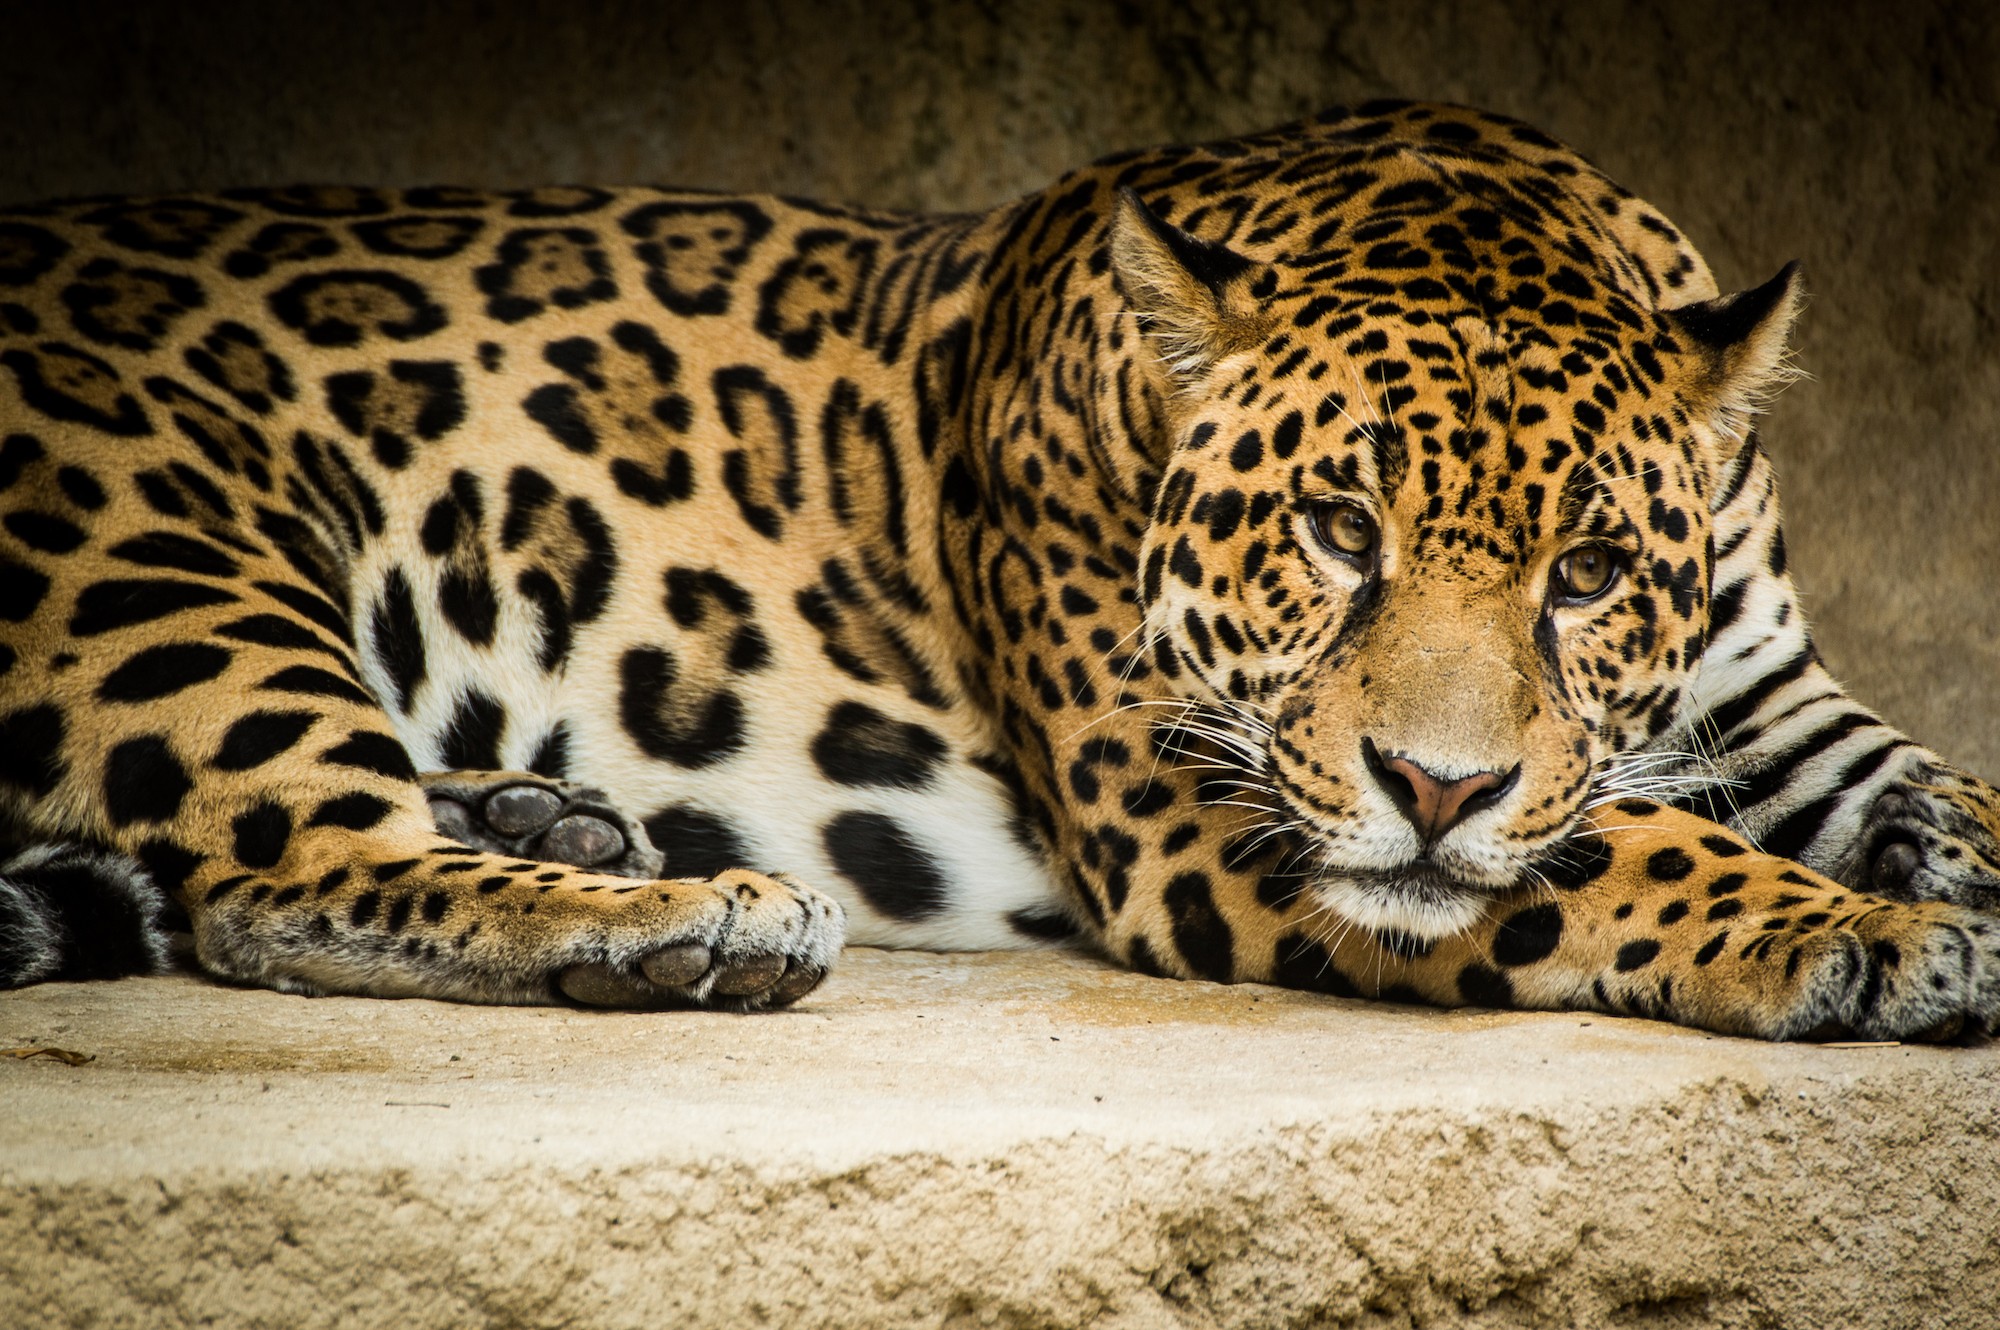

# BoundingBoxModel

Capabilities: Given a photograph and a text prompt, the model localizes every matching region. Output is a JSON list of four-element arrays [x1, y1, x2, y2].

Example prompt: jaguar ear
[[1666, 262, 1805, 450], [1110, 188, 1271, 389]]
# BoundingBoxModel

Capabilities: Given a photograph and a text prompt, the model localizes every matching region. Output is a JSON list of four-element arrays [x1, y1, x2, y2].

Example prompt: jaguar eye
[[1308, 502, 1377, 559], [1551, 545, 1623, 602]]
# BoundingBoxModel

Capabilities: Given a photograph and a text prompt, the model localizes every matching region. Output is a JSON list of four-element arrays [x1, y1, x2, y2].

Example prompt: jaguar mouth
[[1307, 859, 1497, 942]]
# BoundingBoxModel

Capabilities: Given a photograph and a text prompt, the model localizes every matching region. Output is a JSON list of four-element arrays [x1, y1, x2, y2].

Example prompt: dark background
[[5, 0, 1996, 771]]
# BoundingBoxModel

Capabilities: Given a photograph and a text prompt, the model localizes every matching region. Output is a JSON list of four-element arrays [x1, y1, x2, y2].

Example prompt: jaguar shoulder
[[2, 100, 1996, 1039]]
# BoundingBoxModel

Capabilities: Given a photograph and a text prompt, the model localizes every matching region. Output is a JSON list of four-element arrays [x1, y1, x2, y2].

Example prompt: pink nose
[[1363, 741, 1518, 842]]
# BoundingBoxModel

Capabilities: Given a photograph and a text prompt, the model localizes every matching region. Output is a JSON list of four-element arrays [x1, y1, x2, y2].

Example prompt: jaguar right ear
[[1664, 261, 1805, 456], [1110, 188, 1272, 391]]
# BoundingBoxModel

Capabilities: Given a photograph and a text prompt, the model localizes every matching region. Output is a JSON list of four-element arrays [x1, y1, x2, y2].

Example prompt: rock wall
[[4, 0, 1995, 769]]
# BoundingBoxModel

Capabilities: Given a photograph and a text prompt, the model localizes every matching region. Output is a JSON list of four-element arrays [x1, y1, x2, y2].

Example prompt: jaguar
[[2, 100, 1997, 1039]]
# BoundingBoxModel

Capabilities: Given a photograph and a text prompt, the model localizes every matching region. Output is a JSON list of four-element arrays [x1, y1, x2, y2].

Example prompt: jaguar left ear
[[1110, 188, 1272, 390], [1665, 261, 1805, 450]]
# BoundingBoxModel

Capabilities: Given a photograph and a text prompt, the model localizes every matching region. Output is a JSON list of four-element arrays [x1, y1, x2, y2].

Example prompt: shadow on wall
[[5, 0, 1997, 771]]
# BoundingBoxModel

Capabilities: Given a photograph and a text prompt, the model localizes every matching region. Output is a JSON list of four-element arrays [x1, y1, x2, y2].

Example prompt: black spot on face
[[1229, 430, 1263, 471], [438, 564, 498, 647]]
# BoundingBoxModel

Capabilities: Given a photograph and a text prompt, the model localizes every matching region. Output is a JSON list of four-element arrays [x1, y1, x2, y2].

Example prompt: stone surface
[[5, 948, 2000, 1329], [1, 0, 1996, 774]]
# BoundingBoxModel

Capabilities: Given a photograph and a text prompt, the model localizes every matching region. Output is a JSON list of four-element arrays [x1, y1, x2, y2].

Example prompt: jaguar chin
[[1307, 861, 1498, 943]]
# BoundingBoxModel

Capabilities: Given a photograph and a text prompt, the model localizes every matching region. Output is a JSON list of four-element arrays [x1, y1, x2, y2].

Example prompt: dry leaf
[[2, 1046, 95, 1066]]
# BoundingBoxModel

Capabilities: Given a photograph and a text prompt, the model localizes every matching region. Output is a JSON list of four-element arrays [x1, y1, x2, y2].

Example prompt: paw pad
[[422, 773, 662, 877], [537, 813, 625, 867], [481, 785, 563, 836]]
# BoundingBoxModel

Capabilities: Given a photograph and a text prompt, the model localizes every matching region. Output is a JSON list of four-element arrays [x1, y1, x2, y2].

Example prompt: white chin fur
[[1311, 871, 1493, 941]]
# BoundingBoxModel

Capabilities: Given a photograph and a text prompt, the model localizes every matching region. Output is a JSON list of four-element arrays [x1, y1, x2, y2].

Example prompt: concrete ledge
[[4, 949, 1998, 1328]]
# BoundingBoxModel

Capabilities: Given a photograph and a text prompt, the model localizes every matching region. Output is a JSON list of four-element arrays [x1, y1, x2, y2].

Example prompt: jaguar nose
[[1361, 738, 1520, 843]]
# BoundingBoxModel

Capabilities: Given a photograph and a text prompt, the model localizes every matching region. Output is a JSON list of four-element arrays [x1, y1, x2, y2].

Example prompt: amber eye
[[1307, 502, 1377, 560], [1551, 545, 1623, 602]]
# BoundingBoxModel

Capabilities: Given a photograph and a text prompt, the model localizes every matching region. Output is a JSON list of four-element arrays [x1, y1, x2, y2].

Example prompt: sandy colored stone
[[4, 948, 1999, 1329]]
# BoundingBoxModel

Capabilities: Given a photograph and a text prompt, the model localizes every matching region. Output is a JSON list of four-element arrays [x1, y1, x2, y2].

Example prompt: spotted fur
[[0, 101, 1995, 1037]]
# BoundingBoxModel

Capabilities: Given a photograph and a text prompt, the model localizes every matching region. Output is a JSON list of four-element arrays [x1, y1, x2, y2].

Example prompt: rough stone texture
[[2, 0, 1996, 773], [3, 948, 1998, 1329]]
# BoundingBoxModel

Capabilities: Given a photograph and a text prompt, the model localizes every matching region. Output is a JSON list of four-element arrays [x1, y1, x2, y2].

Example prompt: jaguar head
[[1114, 181, 1802, 939]]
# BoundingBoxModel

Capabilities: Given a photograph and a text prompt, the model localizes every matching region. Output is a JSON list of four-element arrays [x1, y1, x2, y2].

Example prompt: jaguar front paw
[[422, 770, 664, 878], [417, 772, 842, 1010], [550, 870, 845, 1012], [1773, 904, 2000, 1042]]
